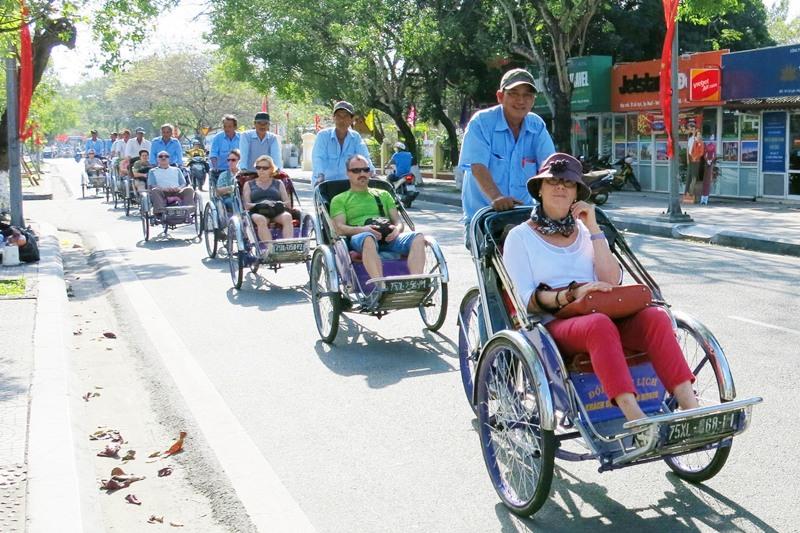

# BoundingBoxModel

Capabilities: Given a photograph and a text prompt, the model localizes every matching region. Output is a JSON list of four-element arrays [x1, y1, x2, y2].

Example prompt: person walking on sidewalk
[[311, 101, 373, 186], [684, 130, 704, 201], [458, 68, 555, 240]]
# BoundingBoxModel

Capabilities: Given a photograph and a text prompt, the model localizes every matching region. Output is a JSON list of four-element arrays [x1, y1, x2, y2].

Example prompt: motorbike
[[582, 169, 616, 206], [386, 169, 419, 208], [612, 156, 642, 191], [188, 155, 209, 191]]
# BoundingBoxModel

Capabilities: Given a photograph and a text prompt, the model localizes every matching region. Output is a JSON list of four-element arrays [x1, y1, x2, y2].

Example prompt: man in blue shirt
[[459, 68, 555, 228], [209, 114, 241, 187], [311, 101, 373, 185], [149, 123, 184, 166], [84, 130, 105, 157], [385, 141, 413, 180], [239, 112, 282, 171]]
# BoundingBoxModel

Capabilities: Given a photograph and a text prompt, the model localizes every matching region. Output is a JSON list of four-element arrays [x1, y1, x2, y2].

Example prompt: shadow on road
[[313, 315, 457, 388], [489, 465, 779, 532]]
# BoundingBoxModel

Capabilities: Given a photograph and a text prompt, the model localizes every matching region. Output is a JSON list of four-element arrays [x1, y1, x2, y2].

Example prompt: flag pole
[[6, 54, 23, 226]]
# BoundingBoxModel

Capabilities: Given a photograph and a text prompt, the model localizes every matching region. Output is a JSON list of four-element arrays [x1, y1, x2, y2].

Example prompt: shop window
[[740, 167, 758, 197], [613, 115, 626, 142], [626, 114, 638, 142], [789, 114, 800, 172], [702, 108, 718, 140], [741, 115, 759, 140], [722, 111, 739, 141], [763, 173, 785, 196], [601, 116, 612, 157]]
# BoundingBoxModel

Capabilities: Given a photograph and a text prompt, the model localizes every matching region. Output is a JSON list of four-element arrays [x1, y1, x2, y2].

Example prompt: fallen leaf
[[147, 515, 164, 524], [157, 467, 173, 477], [94, 386, 103, 390], [169, 522, 184, 528], [125, 494, 142, 505], [100, 473, 145, 492], [73, 330, 82, 336], [122, 450, 136, 461], [164, 431, 187, 456], [97, 442, 121, 458], [103, 331, 117, 339], [83, 392, 92, 402], [111, 467, 126, 476], [148, 451, 162, 458]]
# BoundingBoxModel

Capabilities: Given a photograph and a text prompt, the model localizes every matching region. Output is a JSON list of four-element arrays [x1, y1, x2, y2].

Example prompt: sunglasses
[[227, 158, 238, 162], [255, 165, 272, 171], [157, 155, 169, 159], [544, 177, 577, 188], [348, 167, 371, 174]]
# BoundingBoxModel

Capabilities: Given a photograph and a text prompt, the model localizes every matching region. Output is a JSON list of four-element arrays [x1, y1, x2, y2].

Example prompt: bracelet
[[590, 232, 605, 241]]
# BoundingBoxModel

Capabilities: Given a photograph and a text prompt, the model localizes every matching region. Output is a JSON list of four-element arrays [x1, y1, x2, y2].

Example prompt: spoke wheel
[[476, 337, 555, 517], [663, 317, 731, 482], [310, 249, 341, 343], [227, 220, 244, 289], [458, 287, 482, 412], [140, 207, 150, 242], [419, 241, 447, 331], [203, 204, 218, 258], [81, 183, 86, 198], [303, 217, 316, 275]]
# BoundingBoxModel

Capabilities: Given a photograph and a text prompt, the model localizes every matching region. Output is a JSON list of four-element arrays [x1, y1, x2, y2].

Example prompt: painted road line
[[94, 231, 316, 533], [729, 316, 800, 337]]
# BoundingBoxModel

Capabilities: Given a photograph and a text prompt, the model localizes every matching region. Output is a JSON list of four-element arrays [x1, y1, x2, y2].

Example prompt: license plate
[[406, 184, 417, 192], [272, 242, 305, 254], [385, 278, 431, 292], [664, 411, 738, 444]]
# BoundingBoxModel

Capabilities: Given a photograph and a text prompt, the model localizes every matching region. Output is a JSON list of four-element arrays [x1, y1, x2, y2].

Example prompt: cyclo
[[224, 171, 315, 289], [201, 171, 234, 259], [121, 155, 150, 217], [309, 178, 448, 343], [458, 205, 761, 516], [81, 156, 110, 199], [138, 170, 202, 241]]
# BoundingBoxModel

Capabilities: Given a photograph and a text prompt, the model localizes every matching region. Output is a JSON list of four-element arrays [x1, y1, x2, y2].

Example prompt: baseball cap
[[499, 68, 537, 91], [254, 112, 270, 122], [90, 129, 98, 134], [135, 127, 146, 133], [333, 101, 355, 116]]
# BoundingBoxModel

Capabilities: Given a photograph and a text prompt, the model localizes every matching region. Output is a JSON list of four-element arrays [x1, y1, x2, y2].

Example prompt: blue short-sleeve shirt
[[458, 105, 555, 224]]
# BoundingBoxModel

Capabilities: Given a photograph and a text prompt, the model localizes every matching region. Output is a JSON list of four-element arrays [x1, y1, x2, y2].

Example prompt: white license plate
[[385, 278, 431, 292], [665, 411, 738, 444], [272, 242, 306, 254]]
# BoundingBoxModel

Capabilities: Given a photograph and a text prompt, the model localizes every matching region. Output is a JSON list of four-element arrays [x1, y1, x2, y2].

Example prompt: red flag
[[659, 0, 679, 159], [18, 0, 33, 140], [314, 114, 320, 132], [261, 95, 269, 113]]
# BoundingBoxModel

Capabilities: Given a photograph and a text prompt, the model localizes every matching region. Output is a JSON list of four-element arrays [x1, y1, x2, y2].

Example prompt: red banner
[[18, 0, 33, 140], [659, 0, 679, 158]]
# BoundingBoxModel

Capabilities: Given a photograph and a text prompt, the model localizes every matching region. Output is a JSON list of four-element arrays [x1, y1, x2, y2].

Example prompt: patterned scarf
[[530, 203, 575, 237]]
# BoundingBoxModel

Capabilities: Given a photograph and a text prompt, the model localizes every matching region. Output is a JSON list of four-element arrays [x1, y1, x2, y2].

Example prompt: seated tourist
[[241, 155, 293, 242], [146, 150, 196, 215]]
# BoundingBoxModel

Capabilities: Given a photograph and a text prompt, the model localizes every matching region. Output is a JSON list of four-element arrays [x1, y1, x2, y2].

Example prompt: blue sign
[[762, 111, 786, 173], [722, 45, 800, 100]]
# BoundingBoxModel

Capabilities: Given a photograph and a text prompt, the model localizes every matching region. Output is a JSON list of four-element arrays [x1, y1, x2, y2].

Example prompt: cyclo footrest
[[364, 274, 440, 311], [613, 396, 762, 465]]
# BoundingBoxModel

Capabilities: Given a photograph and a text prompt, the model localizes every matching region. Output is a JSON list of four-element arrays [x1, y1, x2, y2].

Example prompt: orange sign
[[611, 50, 726, 112], [689, 68, 721, 101]]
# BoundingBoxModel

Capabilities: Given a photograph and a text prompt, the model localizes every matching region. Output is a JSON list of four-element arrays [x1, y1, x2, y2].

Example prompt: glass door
[[789, 114, 800, 198]]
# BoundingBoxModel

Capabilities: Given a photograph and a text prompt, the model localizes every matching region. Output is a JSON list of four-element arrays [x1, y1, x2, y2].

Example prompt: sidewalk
[[285, 169, 800, 257]]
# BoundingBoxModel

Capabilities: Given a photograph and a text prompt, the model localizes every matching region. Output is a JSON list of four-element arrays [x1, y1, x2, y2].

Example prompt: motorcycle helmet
[[394, 141, 406, 151]]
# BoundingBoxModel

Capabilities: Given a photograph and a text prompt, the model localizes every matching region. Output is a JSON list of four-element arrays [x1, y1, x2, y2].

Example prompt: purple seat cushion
[[353, 260, 409, 294]]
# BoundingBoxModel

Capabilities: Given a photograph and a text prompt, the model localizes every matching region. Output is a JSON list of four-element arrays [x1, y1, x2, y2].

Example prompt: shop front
[[610, 50, 725, 193], [722, 44, 800, 200]]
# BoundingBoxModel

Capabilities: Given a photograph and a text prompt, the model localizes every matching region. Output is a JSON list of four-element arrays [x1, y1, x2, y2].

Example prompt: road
[[28, 159, 800, 532]]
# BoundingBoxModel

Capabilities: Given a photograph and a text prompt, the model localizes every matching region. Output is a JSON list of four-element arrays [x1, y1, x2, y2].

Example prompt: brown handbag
[[554, 284, 652, 320]]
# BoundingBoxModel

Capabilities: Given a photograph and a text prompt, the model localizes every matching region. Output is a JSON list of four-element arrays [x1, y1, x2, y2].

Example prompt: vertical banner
[[659, 0, 679, 159], [261, 95, 269, 113], [762, 111, 787, 173], [18, 0, 33, 140]]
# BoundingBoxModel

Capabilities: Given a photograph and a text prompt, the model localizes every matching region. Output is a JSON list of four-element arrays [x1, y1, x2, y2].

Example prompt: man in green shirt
[[330, 154, 425, 282]]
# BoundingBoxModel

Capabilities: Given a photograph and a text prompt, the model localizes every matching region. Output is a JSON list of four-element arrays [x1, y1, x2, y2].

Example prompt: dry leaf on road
[[164, 431, 187, 456], [157, 466, 173, 477], [147, 515, 164, 524], [103, 331, 117, 339], [124, 494, 142, 505]]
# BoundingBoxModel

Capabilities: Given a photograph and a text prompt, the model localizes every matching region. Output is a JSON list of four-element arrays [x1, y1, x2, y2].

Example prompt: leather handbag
[[554, 284, 652, 320]]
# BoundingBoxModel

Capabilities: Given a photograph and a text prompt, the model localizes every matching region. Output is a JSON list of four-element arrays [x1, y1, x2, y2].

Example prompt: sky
[[49, 0, 800, 87]]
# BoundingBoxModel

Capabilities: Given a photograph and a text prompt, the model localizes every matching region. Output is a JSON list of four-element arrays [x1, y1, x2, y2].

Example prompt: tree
[[767, 0, 800, 45]]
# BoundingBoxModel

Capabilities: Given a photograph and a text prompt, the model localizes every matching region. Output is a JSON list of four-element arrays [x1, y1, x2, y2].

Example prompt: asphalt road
[[28, 159, 800, 532]]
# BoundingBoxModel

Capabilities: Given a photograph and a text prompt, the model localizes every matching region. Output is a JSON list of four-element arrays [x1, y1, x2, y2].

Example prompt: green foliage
[[0, 278, 25, 297], [767, 0, 800, 45], [28, 75, 80, 137]]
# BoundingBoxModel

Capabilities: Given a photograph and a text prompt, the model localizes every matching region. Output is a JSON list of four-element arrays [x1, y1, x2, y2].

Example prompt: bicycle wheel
[[140, 208, 150, 242], [227, 220, 244, 289], [663, 317, 731, 482], [458, 287, 481, 411], [203, 204, 218, 258], [310, 249, 341, 343], [419, 241, 447, 331], [476, 336, 555, 517]]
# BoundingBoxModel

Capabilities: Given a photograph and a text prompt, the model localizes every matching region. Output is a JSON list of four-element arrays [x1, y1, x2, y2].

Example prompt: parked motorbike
[[386, 171, 419, 208], [188, 155, 209, 191], [612, 156, 642, 191], [582, 169, 615, 206]]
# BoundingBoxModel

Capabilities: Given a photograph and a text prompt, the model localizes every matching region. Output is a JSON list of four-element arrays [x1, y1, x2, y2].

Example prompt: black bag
[[364, 191, 394, 241], [18, 227, 39, 263], [250, 200, 285, 219]]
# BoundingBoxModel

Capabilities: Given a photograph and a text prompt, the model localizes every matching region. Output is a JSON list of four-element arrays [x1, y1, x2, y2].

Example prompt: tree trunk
[[0, 17, 76, 170], [372, 101, 418, 163], [546, 73, 572, 152]]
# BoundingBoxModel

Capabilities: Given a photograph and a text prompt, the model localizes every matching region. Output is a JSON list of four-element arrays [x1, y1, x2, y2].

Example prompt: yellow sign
[[200, 127, 210, 136]]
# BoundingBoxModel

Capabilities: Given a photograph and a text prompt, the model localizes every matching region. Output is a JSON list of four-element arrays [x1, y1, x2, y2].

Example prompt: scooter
[[386, 169, 419, 208], [188, 155, 209, 191], [582, 169, 616, 206], [612, 156, 642, 191]]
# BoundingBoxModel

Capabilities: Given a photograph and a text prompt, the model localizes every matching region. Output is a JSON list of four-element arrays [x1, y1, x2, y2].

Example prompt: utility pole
[[5, 55, 24, 226], [660, 22, 692, 223]]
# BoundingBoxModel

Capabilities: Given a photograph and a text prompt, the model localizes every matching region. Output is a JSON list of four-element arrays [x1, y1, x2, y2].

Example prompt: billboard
[[722, 44, 800, 100]]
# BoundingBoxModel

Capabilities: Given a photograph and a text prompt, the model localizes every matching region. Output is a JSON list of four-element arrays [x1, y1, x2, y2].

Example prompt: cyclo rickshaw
[[224, 171, 315, 289], [138, 170, 202, 242], [309, 178, 449, 343], [121, 156, 150, 217], [458, 205, 761, 516], [81, 156, 110, 199], [201, 171, 233, 258]]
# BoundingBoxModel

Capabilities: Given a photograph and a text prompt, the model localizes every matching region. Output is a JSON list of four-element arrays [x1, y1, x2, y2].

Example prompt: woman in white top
[[503, 153, 698, 422]]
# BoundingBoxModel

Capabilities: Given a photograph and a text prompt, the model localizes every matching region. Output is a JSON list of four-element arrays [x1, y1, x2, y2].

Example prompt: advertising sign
[[689, 68, 721, 101], [533, 56, 612, 114], [762, 111, 787, 172], [722, 45, 800, 100], [611, 50, 726, 112]]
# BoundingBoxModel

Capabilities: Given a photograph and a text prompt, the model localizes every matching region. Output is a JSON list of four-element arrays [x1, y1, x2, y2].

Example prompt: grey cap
[[135, 127, 146, 133], [333, 101, 355, 116], [500, 68, 537, 91], [254, 112, 270, 122]]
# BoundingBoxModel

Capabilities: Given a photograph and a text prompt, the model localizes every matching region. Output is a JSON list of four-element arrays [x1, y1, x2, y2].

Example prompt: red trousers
[[546, 306, 695, 401]]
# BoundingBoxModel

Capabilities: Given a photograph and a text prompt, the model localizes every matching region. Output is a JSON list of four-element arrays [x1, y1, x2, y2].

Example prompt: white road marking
[[729, 315, 800, 336], [94, 231, 316, 533]]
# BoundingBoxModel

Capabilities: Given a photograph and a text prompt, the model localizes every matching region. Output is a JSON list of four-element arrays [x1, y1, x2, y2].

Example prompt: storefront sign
[[689, 68, 721, 101], [722, 45, 800, 100], [637, 113, 702, 135], [611, 50, 726, 112], [534, 55, 612, 115], [762, 111, 787, 172]]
